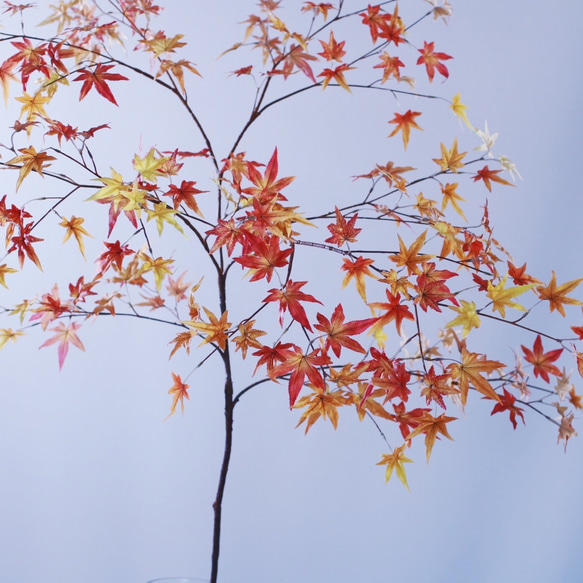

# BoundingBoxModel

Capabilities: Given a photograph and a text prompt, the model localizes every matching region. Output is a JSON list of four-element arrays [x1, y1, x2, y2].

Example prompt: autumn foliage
[[0, 1, 581, 581]]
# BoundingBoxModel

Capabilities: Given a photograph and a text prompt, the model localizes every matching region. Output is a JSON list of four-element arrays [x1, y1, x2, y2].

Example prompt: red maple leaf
[[206, 218, 247, 256], [252, 342, 295, 375], [269, 346, 331, 407], [325, 207, 361, 247], [73, 63, 129, 106], [372, 360, 412, 403], [521, 335, 562, 383], [369, 290, 415, 334], [264, 280, 322, 331], [314, 303, 376, 357], [244, 147, 294, 199], [97, 240, 135, 273], [164, 180, 206, 214], [490, 388, 525, 429], [416, 41, 452, 82], [414, 274, 459, 313], [234, 234, 292, 282]]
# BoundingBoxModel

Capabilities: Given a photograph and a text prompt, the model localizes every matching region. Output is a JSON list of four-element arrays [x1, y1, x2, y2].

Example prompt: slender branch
[[210, 270, 234, 583]]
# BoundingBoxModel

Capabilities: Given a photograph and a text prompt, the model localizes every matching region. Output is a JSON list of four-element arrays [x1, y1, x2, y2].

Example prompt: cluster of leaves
[[0, 0, 581, 502]]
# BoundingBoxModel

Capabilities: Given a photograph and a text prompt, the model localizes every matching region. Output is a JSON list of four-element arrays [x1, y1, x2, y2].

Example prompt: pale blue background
[[0, 2, 582, 582]]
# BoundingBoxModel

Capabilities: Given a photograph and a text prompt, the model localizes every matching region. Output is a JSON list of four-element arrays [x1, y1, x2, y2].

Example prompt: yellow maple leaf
[[0, 328, 25, 350], [143, 34, 186, 57], [486, 274, 534, 318], [139, 254, 174, 292], [146, 203, 184, 236], [449, 93, 472, 128], [15, 92, 50, 122], [377, 444, 413, 489], [446, 300, 481, 338], [0, 59, 17, 106], [156, 59, 201, 94], [440, 182, 466, 220], [133, 148, 169, 183], [0, 264, 17, 288]]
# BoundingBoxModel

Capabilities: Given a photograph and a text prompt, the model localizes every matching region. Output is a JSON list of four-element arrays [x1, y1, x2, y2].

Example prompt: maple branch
[[210, 270, 234, 583], [476, 311, 570, 348], [518, 400, 561, 427], [17, 309, 187, 330], [233, 377, 273, 407], [413, 304, 428, 373], [30, 185, 87, 229], [0, 31, 220, 171], [365, 409, 393, 449], [177, 214, 221, 273], [47, 146, 102, 177]]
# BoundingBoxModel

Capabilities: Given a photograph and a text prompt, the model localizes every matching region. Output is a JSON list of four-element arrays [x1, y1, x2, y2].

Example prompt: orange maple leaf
[[374, 51, 405, 83], [187, 307, 231, 351], [169, 331, 193, 359], [389, 231, 434, 275], [448, 349, 504, 405], [374, 160, 414, 190], [318, 63, 354, 92], [7, 146, 56, 190], [301, 2, 334, 21], [507, 261, 541, 286], [388, 110, 422, 150], [341, 256, 375, 302], [432, 139, 466, 173], [166, 373, 190, 418], [406, 412, 456, 462], [156, 59, 200, 93], [318, 31, 346, 61], [232, 320, 267, 359], [294, 385, 349, 433], [281, 44, 318, 82], [536, 271, 583, 317], [59, 216, 91, 258]]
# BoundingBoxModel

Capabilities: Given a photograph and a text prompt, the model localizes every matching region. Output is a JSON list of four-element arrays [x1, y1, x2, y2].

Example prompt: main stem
[[210, 270, 234, 583]]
